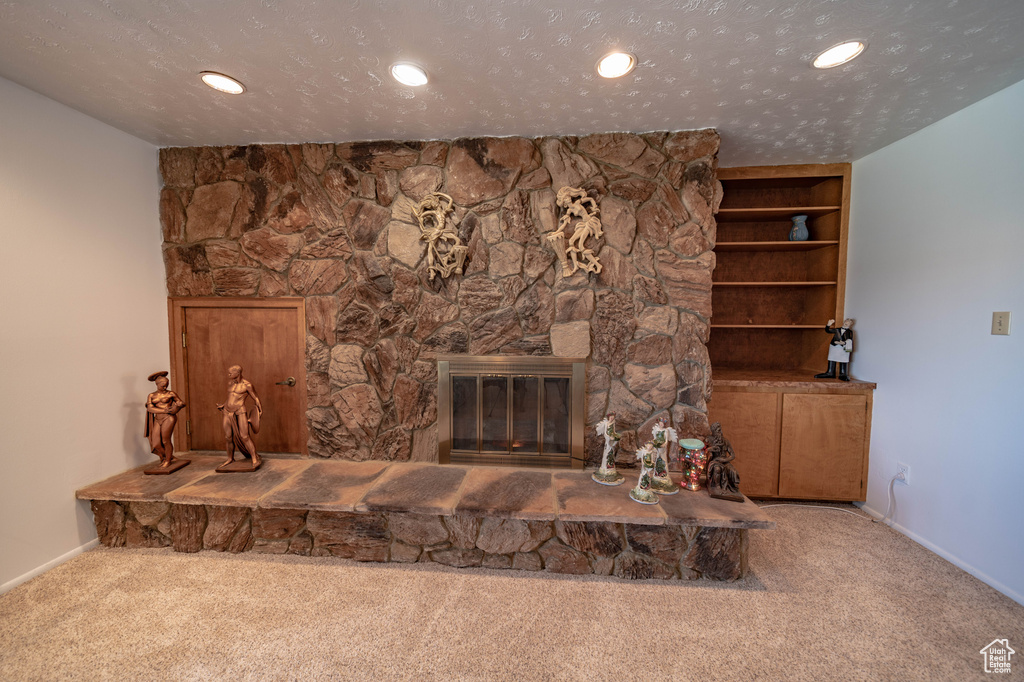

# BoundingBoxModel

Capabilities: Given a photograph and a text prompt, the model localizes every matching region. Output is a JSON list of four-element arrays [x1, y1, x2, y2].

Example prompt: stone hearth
[[78, 458, 773, 581]]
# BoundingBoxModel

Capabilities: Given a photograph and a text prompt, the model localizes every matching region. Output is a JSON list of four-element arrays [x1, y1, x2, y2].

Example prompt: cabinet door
[[708, 391, 780, 497], [779, 394, 869, 500], [172, 300, 308, 455]]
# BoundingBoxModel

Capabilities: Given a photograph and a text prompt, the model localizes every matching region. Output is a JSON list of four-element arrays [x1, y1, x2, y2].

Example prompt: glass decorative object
[[679, 438, 707, 491]]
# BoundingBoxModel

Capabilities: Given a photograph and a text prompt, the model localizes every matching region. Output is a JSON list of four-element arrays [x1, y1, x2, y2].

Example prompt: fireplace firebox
[[437, 356, 585, 469]]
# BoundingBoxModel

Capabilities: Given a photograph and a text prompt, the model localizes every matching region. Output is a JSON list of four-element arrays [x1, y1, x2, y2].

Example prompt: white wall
[[0, 77, 168, 591], [848, 78, 1024, 604]]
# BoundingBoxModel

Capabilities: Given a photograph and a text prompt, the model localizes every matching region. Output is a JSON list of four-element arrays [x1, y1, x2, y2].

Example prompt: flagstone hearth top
[[77, 457, 775, 530], [165, 459, 308, 507]]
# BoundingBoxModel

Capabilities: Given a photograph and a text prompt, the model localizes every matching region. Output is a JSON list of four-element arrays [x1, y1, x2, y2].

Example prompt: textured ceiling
[[1, 0, 1023, 166]]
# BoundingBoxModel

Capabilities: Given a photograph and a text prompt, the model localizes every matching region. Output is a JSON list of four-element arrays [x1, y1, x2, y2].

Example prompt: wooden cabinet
[[705, 391, 780, 498], [779, 393, 871, 499], [708, 164, 873, 501], [709, 383, 873, 501]]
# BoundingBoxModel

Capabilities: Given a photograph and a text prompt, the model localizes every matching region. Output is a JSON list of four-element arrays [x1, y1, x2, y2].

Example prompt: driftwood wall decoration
[[415, 192, 468, 281], [546, 186, 604, 277]]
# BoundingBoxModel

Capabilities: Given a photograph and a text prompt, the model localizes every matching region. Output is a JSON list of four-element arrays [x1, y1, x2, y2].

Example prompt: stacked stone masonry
[[160, 130, 722, 465], [78, 458, 772, 581], [91, 500, 748, 581]]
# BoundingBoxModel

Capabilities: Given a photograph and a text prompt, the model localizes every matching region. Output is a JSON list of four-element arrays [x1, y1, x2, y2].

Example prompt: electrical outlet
[[992, 311, 1011, 335], [896, 462, 910, 485]]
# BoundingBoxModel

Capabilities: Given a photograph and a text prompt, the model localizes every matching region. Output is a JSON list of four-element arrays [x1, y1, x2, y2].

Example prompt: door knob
[[276, 377, 296, 386]]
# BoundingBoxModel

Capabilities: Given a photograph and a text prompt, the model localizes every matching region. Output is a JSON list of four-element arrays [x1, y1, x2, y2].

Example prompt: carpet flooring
[[1, 505, 1021, 681]]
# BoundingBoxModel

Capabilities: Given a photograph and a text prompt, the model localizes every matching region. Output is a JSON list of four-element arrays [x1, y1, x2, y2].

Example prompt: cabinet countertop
[[711, 368, 876, 390]]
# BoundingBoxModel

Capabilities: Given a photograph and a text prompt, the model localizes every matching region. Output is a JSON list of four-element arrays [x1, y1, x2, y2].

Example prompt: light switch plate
[[992, 311, 1011, 335]]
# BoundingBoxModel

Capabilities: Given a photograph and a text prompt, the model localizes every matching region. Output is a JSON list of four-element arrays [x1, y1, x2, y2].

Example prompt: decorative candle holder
[[679, 438, 707, 491]]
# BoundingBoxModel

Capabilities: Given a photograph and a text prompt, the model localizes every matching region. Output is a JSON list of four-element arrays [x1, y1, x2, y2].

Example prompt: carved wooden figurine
[[649, 418, 679, 495], [629, 442, 660, 505], [144, 371, 189, 475], [546, 186, 603, 277], [705, 422, 744, 502], [592, 413, 625, 486], [416, 192, 468, 281], [216, 365, 263, 473]]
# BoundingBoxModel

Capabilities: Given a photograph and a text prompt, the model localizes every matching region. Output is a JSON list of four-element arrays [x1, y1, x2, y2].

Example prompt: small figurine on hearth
[[815, 318, 854, 381], [678, 438, 708, 491], [144, 371, 189, 475], [216, 364, 263, 473], [629, 442, 660, 505], [592, 413, 625, 486], [649, 418, 679, 495], [705, 422, 744, 502]]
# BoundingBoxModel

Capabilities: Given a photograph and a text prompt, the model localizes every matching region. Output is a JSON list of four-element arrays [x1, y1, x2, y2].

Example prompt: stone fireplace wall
[[159, 130, 721, 465]]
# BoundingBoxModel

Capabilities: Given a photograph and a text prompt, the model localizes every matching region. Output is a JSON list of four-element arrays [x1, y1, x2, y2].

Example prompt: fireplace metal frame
[[437, 355, 586, 469]]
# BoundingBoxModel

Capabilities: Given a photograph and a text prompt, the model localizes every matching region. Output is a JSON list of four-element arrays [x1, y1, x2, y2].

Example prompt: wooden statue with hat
[[144, 370, 190, 474]]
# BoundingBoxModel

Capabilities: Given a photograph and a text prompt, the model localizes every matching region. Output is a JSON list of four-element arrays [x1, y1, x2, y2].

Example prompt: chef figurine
[[815, 318, 854, 381]]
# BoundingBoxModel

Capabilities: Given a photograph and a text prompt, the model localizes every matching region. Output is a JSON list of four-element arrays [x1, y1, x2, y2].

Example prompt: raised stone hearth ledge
[[78, 457, 773, 581]]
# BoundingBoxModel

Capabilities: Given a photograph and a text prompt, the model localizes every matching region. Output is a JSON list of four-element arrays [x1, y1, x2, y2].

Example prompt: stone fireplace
[[85, 129, 773, 589], [437, 355, 585, 468], [159, 130, 721, 466]]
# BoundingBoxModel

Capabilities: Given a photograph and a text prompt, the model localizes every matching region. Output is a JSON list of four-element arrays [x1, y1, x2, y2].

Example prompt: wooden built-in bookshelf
[[708, 164, 874, 501], [709, 164, 851, 375]]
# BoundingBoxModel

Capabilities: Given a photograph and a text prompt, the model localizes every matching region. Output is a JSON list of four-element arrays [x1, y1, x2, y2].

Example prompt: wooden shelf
[[711, 367, 876, 388], [712, 282, 836, 327], [711, 164, 849, 359], [711, 324, 822, 329], [715, 240, 839, 252], [716, 206, 841, 222], [712, 281, 837, 287]]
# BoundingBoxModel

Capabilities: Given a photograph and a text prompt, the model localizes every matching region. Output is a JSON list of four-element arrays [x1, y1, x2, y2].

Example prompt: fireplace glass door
[[439, 356, 584, 468]]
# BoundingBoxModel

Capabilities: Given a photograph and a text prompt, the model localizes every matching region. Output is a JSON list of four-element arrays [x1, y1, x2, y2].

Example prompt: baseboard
[[859, 502, 1024, 607], [0, 539, 101, 595]]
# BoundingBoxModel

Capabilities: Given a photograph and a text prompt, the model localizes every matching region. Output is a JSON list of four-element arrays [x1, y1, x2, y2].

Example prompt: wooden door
[[778, 393, 869, 500], [707, 390, 781, 497], [169, 299, 307, 455]]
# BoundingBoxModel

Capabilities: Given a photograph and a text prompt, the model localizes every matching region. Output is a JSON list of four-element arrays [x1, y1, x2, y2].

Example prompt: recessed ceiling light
[[200, 71, 245, 94], [391, 63, 429, 87], [597, 52, 637, 79], [812, 41, 867, 69]]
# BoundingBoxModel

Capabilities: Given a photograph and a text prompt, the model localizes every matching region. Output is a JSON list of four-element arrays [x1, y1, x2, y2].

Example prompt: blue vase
[[789, 214, 809, 241]]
